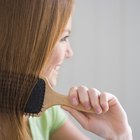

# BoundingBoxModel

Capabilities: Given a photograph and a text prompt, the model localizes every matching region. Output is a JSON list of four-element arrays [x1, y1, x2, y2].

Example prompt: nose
[[65, 43, 73, 58]]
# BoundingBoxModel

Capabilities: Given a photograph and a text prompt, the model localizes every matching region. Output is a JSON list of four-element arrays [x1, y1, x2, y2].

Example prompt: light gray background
[[55, 0, 140, 139]]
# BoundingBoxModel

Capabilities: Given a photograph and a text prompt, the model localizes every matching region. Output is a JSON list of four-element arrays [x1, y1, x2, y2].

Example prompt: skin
[[40, 16, 73, 87], [39, 17, 133, 140]]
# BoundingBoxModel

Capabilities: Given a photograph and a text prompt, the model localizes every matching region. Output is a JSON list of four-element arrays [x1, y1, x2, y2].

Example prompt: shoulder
[[29, 105, 67, 125], [29, 106, 68, 137]]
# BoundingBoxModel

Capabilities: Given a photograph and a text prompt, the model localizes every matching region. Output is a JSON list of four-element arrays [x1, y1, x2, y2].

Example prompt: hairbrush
[[24, 76, 95, 117]]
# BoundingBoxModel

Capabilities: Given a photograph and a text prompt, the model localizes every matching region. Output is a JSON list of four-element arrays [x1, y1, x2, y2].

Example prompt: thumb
[[61, 106, 89, 129]]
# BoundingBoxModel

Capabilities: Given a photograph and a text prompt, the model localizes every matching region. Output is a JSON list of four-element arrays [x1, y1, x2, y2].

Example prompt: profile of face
[[41, 17, 73, 86]]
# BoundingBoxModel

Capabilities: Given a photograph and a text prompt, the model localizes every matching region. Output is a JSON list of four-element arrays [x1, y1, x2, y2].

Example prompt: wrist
[[106, 126, 133, 140]]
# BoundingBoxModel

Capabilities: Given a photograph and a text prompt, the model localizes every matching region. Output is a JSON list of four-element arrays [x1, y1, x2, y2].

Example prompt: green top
[[29, 106, 67, 140]]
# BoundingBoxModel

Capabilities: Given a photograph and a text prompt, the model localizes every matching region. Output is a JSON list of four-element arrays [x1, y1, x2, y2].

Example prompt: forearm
[[106, 126, 133, 140]]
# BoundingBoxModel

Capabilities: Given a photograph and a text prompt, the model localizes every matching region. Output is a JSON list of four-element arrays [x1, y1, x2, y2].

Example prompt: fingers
[[77, 86, 91, 110], [88, 88, 102, 114], [68, 85, 117, 114], [99, 92, 109, 112], [69, 87, 79, 106], [69, 86, 91, 110]]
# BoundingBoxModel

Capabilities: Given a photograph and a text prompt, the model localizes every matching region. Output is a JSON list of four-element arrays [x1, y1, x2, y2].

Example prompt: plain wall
[[55, 0, 140, 139]]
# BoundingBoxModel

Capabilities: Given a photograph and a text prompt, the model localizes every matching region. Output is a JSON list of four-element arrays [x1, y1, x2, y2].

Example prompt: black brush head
[[24, 78, 45, 115]]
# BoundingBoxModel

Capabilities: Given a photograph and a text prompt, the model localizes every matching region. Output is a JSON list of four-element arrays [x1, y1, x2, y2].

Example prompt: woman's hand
[[62, 86, 133, 140]]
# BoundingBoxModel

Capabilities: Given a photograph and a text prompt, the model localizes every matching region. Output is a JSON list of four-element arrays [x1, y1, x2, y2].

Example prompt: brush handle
[[39, 76, 95, 115], [44, 89, 94, 113]]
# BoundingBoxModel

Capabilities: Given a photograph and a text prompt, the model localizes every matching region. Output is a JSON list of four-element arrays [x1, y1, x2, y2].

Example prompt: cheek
[[52, 46, 65, 64], [42, 44, 66, 75]]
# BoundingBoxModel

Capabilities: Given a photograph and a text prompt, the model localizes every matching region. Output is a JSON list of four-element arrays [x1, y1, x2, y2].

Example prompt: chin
[[49, 77, 57, 87]]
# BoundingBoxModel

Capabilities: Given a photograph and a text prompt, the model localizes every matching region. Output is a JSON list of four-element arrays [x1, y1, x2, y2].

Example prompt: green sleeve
[[29, 105, 68, 140]]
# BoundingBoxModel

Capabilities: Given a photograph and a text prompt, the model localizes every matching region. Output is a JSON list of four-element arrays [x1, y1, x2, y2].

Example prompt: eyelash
[[60, 36, 69, 42]]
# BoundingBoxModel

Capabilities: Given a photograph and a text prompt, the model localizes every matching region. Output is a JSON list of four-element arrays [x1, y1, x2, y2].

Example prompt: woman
[[0, 0, 132, 140]]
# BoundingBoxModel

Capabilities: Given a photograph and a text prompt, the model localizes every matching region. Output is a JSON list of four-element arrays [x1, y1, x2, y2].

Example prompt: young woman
[[0, 0, 133, 140]]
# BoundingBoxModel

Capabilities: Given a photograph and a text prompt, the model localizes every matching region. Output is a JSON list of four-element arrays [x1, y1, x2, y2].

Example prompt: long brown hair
[[0, 0, 73, 139]]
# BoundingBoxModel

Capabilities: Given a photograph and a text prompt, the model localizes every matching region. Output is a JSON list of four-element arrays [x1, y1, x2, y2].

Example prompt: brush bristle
[[24, 78, 45, 114]]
